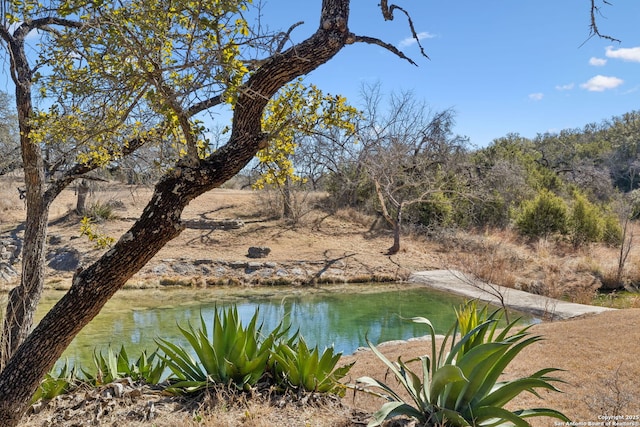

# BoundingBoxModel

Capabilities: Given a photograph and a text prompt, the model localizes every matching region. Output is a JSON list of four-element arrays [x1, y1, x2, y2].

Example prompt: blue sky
[[256, 1, 640, 147]]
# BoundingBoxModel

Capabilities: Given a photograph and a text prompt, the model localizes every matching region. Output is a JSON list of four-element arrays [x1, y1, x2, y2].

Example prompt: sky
[[253, 0, 640, 147]]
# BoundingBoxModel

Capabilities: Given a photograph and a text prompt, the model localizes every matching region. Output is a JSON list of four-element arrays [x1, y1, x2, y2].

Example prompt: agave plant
[[31, 360, 81, 404], [357, 301, 570, 427], [83, 345, 166, 386], [270, 335, 354, 396], [157, 306, 286, 393]]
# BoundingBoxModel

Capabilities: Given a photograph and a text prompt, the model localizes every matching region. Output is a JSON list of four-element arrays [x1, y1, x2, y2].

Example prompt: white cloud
[[605, 46, 640, 62], [555, 83, 575, 91], [580, 75, 624, 92], [589, 57, 607, 66], [398, 32, 436, 48], [528, 93, 544, 101]]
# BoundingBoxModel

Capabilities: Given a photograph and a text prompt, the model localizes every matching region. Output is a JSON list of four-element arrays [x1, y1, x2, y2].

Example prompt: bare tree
[[358, 86, 470, 254], [0, 91, 19, 176]]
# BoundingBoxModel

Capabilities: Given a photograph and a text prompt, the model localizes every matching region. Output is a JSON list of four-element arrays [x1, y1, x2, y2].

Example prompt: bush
[[568, 192, 603, 247], [31, 361, 81, 404], [515, 189, 568, 239], [157, 306, 353, 396], [157, 307, 285, 393], [602, 214, 623, 246], [270, 335, 353, 396], [357, 301, 569, 427], [82, 345, 165, 386], [85, 200, 116, 221], [414, 192, 454, 229]]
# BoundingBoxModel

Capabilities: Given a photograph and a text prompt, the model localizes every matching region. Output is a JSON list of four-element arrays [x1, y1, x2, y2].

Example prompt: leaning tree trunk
[[0, 1, 352, 423]]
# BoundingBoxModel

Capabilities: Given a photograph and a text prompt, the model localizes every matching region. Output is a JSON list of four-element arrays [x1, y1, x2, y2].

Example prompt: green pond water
[[36, 284, 531, 369]]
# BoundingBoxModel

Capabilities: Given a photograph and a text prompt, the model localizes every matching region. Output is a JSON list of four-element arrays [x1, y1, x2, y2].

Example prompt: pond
[[36, 283, 531, 369]]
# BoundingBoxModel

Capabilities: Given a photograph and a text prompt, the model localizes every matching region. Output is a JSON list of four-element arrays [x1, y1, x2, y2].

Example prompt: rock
[[247, 246, 271, 258], [48, 234, 63, 245], [247, 261, 263, 269], [0, 263, 18, 283], [152, 264, 169, 275], [230, 261, 247, 268], [171, 262, 195, 275]]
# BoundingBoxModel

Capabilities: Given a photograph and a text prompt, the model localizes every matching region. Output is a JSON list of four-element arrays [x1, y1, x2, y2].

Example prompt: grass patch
[[592, 291, 640, 309]]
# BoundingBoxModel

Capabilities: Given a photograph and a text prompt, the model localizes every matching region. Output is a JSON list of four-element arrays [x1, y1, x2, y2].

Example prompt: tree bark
[[0, 34, 51, 371], [75, 179, 91, 214], [282, 175, 293, 219], [388, 205, 402, 255], [0, 1, 353, 424]]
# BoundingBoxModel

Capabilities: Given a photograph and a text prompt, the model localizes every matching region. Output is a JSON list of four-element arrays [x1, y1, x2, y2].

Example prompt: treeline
[[268, 91, 640, 250]]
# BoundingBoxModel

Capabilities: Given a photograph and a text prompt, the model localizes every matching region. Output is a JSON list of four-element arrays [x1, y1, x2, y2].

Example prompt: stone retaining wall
[[138, 257, 402, 286]]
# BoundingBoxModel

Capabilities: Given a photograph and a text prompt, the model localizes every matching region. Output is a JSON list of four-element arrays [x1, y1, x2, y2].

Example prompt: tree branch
[[586, 0, 621, 44], [276, 21, 304, 53], [352, 35, 417, 66], [379, 1, 429, 59]]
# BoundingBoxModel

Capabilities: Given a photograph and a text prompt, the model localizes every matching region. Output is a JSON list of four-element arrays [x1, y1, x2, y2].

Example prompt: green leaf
[[478, 378, 562, 409], [368, 402, 425, 427], [430, 364, 467, 404]]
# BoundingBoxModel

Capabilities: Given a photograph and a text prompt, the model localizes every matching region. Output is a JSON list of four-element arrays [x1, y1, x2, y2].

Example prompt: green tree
[[254, 78, 359, 219], [1, 0, 258, 369]]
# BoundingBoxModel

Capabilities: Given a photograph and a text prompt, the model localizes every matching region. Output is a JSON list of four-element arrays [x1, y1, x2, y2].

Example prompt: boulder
[[247, 246, 271, 259]]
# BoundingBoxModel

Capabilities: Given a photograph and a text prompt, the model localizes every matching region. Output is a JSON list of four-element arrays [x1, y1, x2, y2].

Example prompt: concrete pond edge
[[409, 269, 615, 321]]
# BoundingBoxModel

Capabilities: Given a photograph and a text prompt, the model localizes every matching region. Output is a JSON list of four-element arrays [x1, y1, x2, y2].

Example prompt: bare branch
[[586, 0, 621, 44], [352, 34, 417, 66], [276, 21, 304, 53], [379, 1, 429, 60]]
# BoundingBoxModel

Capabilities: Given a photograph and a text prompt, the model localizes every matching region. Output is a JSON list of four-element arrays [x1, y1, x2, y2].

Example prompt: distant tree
[[253, 79, 359, 219], [0, 92, 20, 176], [358, 86, 469, 254], [533, 126, 615, 201], [471, 134, 538, 227], [603, 112, 640, 192]]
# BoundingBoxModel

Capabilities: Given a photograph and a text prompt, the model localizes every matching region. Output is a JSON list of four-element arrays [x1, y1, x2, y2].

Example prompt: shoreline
[[410, 269, 615, 320]]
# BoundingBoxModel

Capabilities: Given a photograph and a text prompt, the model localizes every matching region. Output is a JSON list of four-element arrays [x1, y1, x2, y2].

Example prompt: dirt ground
[[1, 177, 640, 426]]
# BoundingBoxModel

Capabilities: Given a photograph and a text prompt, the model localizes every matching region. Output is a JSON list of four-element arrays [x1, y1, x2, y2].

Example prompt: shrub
[[515, 189, 568, 239], [568, 192, 603, 247], [602, 214, 623, 246], [357, 301, 569, 427], [83, 345, 165, 386], [270, 335, 353, 396], [32, 361, 81, 404], [157, 307, 286, 393], [85, 200, 116, 221], [415, 192, 454, 229]]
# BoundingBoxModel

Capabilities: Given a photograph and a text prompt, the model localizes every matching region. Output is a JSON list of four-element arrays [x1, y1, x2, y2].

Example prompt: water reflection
[[37, 285, 527, 368]]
